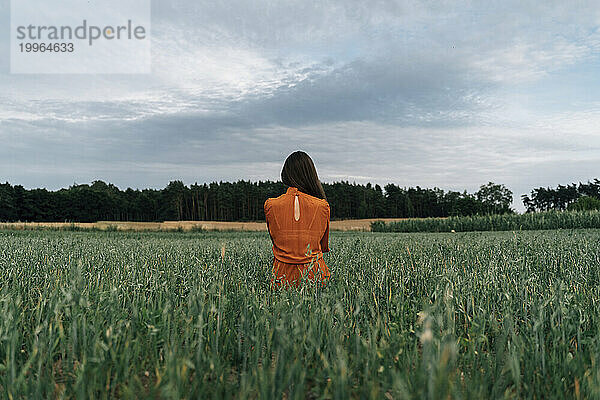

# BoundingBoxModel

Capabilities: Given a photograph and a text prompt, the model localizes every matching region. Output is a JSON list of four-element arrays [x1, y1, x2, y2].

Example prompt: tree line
[[0, 180, 514, 223], [522, 179, 600, 212]]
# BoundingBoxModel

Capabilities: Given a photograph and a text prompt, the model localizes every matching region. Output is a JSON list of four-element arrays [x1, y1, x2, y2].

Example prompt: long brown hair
[[281, 151, 327, 200]]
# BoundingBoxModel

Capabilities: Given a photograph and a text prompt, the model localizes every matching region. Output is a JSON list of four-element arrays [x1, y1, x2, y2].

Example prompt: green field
[[1, 229, 599, 399], [371, 209, 600, 233]]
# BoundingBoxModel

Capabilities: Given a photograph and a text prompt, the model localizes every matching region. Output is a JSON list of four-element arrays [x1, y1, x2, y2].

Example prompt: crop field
[[1, 229, 600, 399], [371, 210, 600, 233], [0, 218, 407, 233]]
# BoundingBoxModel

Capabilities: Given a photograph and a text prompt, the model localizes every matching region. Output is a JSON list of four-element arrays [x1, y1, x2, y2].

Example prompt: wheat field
[[0, 218, 408, 232], [1, 228, 599, 398]]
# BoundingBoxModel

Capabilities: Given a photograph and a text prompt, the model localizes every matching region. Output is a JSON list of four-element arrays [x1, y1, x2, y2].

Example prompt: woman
[[264, 151, 331, 288]]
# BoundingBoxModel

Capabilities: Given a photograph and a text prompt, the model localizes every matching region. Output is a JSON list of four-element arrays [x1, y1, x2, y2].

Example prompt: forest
[[0, 180, 513, 222], [522, 179, 600, 212], [0, 178, 598, 222]]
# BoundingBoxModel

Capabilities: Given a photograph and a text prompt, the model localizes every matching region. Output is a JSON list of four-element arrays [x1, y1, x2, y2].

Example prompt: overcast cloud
[[1, 0, 600, 210]]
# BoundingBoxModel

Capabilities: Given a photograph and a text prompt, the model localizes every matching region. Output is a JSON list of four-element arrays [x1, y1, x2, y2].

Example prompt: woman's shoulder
[[300, 193, 329, 210], [318, 198, 330, 209], [266, 191, 328, 208], [264, 193, 286, 210], [265, 193, 286, 204], [320, 199, 330, 214]]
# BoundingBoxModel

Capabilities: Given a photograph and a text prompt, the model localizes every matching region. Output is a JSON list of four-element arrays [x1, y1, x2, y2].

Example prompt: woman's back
[[265, 186, 330, 264], [266, 151, 331, 288]]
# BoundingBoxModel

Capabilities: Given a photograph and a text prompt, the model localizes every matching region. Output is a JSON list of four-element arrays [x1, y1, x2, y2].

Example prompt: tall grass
[[371, 209, 600, 232], [1, 229, 600, 398]]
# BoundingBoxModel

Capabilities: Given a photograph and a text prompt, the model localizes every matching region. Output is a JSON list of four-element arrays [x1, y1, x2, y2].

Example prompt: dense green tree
[[523, 179, 600, 212], [567, 196, 600, 211], [0, 179, 521, 222], [476, 182, 513, 214], [0, 183, 18, 221]]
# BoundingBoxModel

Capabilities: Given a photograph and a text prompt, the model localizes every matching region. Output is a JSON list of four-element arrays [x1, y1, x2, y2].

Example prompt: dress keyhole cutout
[[294, 195, 300, 221]]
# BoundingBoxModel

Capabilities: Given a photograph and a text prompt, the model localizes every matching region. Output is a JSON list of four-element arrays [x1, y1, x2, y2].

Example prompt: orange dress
[[264, 187, 331, 288]]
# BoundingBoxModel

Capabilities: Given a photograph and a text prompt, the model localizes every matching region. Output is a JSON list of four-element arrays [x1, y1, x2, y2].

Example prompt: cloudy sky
[[1, 1, 600, 210]]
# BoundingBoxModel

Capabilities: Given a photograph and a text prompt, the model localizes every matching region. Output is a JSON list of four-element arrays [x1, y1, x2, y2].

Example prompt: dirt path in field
[[0, 218, 406, 232]]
